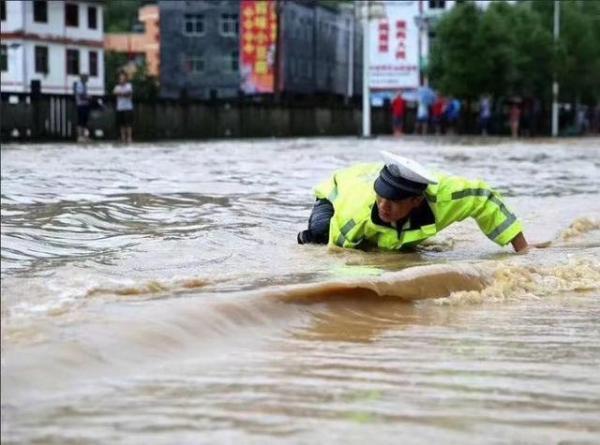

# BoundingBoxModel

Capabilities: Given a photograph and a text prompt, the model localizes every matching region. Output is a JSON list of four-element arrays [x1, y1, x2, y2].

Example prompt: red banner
[[240, 0, 278, 94]]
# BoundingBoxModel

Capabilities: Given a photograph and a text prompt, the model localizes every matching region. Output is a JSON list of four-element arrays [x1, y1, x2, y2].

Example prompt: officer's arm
[[441, 177, 524, 248], [470, 186, 523, 248]]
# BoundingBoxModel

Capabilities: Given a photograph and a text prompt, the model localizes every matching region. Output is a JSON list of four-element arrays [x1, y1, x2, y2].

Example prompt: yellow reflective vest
[[314, 163, 523, 250]]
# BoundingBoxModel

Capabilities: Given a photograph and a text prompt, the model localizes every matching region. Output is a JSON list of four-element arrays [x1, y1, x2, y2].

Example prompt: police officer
[[298, 152, 528, 252]]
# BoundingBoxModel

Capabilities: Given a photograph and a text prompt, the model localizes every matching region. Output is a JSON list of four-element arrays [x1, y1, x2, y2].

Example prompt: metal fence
[[2, 92, 572, 143], [1, 93, 398, 142]]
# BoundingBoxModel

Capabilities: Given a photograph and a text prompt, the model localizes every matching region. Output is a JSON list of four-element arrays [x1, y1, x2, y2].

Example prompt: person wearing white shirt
[[113, 71, 134, 144], [74, 73, 91, 143]]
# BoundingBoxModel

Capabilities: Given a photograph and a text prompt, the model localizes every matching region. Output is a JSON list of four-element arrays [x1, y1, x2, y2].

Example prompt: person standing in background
[[509, 101, 521, 138], [391, 92, 406, 137], [479, 95, 492, 136], [73, 73, 90, 143], [431, 96, 446, 135], [113, 71, 134, 144], [445, 98, 461, 135], [416, 96, 429, 135]]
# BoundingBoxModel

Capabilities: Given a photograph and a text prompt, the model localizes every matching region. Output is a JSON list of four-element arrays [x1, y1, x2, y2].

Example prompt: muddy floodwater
[[1, 137, 599, 444]]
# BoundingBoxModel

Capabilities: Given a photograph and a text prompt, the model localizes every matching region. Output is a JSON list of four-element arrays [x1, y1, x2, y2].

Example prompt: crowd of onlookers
[[390, 91, 600, 137], [70, 73, 599, 143]]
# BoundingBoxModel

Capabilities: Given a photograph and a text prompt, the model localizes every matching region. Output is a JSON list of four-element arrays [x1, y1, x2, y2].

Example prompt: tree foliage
[[429, 0, 600, 104], [104, 0, 144, 33]]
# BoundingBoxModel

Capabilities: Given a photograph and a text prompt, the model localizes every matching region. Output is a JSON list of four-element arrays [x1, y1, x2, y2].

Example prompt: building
[[159, 0, 240, 99], [104, 4, 160, 77], [0, 0, 105, 95], [281, 1, 362, 97], [158, 0, 363, 100]]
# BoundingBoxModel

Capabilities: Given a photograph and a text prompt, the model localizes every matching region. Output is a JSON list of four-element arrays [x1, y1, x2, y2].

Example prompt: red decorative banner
[[240, 0, 278, 94]]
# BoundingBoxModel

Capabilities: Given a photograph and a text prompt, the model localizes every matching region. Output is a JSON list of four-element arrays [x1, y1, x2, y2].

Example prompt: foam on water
[[558, 216, 600, 241], [437, 257, 600, 306]]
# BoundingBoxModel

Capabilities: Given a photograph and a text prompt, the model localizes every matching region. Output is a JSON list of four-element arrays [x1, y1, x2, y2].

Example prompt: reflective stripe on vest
[[335, 218, 358, 247], [450, 188, 516, 241]]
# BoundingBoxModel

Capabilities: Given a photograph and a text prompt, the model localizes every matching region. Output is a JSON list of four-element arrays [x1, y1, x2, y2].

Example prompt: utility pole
[[274, 0, 282, 100], [551, 0, 560, 137], [347, 10, 354, 101], [362, 2, 371, 137], [417, 0, 423, 87]]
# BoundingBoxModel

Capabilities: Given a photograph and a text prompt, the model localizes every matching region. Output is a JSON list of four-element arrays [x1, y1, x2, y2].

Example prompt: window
[[89, 50, 98, 77], [1, 0, 7, 21], [220, 13, 239, 37], [65, 3, 78, 27], [184, 14, 204, 35], [184, 55, 204, 73], [66, 49, 79, 75], [429, 0, 446, 9], [33, 0, 47, 23], [229, 50, 239, 72], [0, 45, 7, 72], [35, 46, 48, 73], [87, 6, 97, 29]]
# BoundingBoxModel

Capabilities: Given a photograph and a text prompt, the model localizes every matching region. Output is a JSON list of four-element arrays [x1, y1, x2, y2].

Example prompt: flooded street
[[1, 137, 600, 444]]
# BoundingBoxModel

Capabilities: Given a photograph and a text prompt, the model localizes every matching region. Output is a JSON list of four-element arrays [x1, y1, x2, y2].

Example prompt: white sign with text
[[369, 0, 420, 90]]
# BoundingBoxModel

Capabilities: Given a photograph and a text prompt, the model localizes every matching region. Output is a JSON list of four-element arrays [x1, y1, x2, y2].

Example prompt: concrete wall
[[281, 1, 316, 94], [280, 1, 361, 97], [314, 6, 342, 94], [159, 0, 363, 100], [159, 0, 240, 100]]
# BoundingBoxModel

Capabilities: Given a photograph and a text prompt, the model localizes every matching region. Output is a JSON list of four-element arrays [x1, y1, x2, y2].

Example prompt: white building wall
[[0, 2, 25, 90], [22, 42, 104, 94], [1, 0, 104, 94], [2, 0, 25, 32], [20, 1, 103, 43], [63, 45, 104, 95], [23, 1, 64, 37], [63, 1, 104, 42], [1, 41, 25, 90]]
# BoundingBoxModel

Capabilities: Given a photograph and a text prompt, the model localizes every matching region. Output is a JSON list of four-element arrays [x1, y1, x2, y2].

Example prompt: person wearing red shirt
[[391, 93, 406, 137], [431, 96, 446, 135]]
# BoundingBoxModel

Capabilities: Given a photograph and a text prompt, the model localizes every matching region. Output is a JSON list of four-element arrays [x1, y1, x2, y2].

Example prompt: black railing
[[1, 92, 396, 142], [2, 92, 581, 143]]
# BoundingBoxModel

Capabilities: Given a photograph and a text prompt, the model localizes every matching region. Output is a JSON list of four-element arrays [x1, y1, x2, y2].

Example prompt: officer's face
[[376, 195, 423, 224]]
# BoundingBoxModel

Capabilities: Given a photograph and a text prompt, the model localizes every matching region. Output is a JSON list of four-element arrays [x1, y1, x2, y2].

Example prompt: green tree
[[105, 51, 128, 94], [429, 0, 599, 104], [130, 60, 159, 102], [509, 3, 553, 100], [555, 1, 600, 104], [476, 1, 518, 98], [104, 0, 143, 32], [428, 1, 484, 100]]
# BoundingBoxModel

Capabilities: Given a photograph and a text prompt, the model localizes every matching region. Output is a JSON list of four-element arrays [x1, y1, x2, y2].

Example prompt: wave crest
[[436, 258, 600, 305]]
